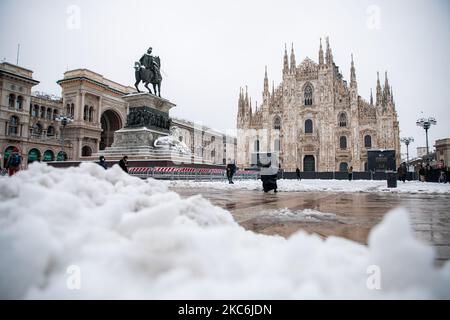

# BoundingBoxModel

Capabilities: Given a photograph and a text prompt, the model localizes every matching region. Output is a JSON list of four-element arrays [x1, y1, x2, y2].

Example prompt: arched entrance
[[339, 162, 348, 172], [3, 146, 19, 168], [100, 110, 122, 150], [28, 148, 41, 164], [43, 150, 55, 162], [82, 146, 92, 157], [57, 151, 68, 161], [303, 155, 315, 172]]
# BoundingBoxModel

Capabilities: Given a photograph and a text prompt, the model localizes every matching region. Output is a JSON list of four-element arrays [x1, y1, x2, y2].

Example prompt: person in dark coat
[[348, 166, 353, 181], [260, 154, 278, 193], [119, 156, 129, 173], [98, 156, 107, 170], [418, 164, 425, 182], [296, 167, 301, 180], [226, 160, 237, 184]]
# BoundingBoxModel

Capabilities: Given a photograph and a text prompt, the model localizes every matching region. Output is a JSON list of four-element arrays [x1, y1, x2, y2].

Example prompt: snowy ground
[[168, 178, 450, 194], [0, 163, 449, 299]]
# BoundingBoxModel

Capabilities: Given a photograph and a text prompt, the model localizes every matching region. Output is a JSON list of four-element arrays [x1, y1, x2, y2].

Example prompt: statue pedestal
[[98, 93, 193, 162]]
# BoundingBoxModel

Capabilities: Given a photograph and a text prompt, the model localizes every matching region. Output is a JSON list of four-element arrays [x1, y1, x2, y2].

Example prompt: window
[[84, 105, 89, 121], [304, 84, 313, 106], [340, 136, 347, 149], [32, 105, 39, 117], [273, 116, 281, 130], [53, 109, 58, 120], [8, 94, 16, 109], [211, 150, 215, 158], [89, 106, 94, 122], [47, 108, 52, 120], [66, 104, 71, 116], [8, 116, 19, 135], [47, 126, 55, 137], [40, 106, 46, 118], [339, 113, 347, 127], [33, 123, 43, 137], [364, 135, 372, 148], [305, 119, 313, 134], [16, 96, 24, 110]]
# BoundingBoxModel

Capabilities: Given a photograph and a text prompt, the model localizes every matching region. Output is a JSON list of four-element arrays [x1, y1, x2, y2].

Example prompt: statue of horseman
[[134, 47, 163, 97]]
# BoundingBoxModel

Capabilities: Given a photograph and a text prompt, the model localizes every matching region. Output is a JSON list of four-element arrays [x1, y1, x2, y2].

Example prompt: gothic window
[[340, 136, 347, 149], [8, 94, 16, 109], [305, 119, 313, 134], [304, 84, 313, 106], [273, 116, 281, 130], [364, 135, 372, 148], [8, 116, 19, 135], [339, 112, 347, 127]]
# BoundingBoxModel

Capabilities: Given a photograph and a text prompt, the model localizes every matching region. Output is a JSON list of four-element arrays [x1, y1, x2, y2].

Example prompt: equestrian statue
[[134, 47, 163, 97]]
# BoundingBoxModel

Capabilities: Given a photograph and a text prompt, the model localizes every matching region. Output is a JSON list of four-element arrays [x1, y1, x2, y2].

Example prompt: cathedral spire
[[263, 65, 269, 94], [283, 43, 289, 76], [384, 71, 391, 102], [350, 54, 356, 86], [370, 88, 373, 105], [290, 43, 296, 73], [272, 81, 275, 97], [319, 38, 324, 66], [376, 71, 382, 105], [325, 36, 333, 65]]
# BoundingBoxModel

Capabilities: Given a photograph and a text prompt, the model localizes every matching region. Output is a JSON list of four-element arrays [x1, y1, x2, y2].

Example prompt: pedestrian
[[6, 148, 22, 176], [397, 163, 407, 183], [226, 159, 237, 184], [296, 167, 301, 180], [260, 154, 278, 193], [98, 155, 108, 170], [348, 166, 353, 181], [119, 155, 129, 173], [418, 164, 425, 182]]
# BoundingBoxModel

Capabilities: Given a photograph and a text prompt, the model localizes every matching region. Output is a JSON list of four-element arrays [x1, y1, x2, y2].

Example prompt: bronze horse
[[134, 57, 162, 97]]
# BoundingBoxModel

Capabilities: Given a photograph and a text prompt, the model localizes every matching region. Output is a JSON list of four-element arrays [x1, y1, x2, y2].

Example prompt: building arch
[[57, 151, 68, 161], [81, 145, 93, 157], [339, 162, 348, 172], [100, 109, 123, 150], [28, 148, 41, 163], [43, 150, 55, 162]]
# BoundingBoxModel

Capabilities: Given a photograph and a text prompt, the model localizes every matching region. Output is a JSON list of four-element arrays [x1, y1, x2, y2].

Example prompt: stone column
[[79, 91, 86, 122]]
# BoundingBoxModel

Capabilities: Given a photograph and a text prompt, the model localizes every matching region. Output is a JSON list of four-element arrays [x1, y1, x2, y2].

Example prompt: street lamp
[[55, 115, 73, 161], [416, 116, 436, 161], [400, 137, 414, 164]]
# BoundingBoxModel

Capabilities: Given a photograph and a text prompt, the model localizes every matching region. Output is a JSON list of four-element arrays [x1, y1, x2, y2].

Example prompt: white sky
[[1, 0, 449, 158]]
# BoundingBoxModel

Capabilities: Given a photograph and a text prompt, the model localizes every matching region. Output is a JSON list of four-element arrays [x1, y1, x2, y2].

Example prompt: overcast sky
[[1, 0, 449, 158]]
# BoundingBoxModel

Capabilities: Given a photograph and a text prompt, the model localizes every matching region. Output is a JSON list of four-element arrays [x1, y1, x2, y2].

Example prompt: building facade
[[237, 38, 401, 172], [435, 138, 450, 169], [1, 63, 236, 167]]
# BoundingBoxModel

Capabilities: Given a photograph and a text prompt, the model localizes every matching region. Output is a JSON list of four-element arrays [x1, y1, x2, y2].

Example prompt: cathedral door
[[303, 155, 315, 172]]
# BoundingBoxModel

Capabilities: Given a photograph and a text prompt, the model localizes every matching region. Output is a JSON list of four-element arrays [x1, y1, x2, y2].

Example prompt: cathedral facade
[[236, 38, 400, 172]]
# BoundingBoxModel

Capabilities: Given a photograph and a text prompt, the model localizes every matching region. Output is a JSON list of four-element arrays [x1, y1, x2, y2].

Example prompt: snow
[[168, 178, 450, 194], [0, 163, 449, 299]]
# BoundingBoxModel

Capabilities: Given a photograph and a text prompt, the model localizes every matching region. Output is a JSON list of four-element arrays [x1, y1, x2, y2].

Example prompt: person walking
[[98, 156, 108, 170], [418, 164, 425, 182], [348, 166, 353, 181], [296, 167, 301, 180], [119, 156, 129, 173], [226, 159, 237, 184], [397, 163, 407, 183], [6, 148, 22, 176]]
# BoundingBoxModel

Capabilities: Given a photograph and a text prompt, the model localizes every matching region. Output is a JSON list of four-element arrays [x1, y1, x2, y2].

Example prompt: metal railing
[[128, 167, 260, 181]]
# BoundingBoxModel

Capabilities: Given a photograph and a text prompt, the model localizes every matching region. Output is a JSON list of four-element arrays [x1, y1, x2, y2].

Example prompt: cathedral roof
[[298, 57, 318, 73]]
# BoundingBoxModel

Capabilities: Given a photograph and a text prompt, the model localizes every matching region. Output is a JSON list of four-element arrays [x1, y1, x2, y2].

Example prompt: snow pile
[[266, 208, 338, 222], [0, 163, 449, 299], [169, 179, 450, 194]]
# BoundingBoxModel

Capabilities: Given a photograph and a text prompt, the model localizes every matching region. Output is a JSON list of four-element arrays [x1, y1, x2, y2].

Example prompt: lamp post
[[416, 116, 436, 162], [55, 115, 73, 161], [400, 137, 414, 164]]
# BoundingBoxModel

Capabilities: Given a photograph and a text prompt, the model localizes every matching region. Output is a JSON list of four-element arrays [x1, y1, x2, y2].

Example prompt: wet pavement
[[171, 187, 450, 263]]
